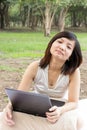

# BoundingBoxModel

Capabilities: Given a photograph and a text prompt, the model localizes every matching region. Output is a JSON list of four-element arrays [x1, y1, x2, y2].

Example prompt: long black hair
[[39, 31, 83, 75]]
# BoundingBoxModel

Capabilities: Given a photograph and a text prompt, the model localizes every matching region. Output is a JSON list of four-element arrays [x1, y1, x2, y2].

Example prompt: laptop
[[5, 88, 65, 117]]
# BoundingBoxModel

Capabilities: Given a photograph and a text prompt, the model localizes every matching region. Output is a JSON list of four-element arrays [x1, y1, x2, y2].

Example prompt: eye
[[67, 46, 72, 50], [57, 40, 62, 44]]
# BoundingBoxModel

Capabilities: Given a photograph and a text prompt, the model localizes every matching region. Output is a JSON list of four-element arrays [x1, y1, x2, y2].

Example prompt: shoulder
[[17, 60, 41, 86], [70, 68, 80, 81], [26, 60, 40, 72], [28, 60, 39, 67], [71, 68, 80, 76]]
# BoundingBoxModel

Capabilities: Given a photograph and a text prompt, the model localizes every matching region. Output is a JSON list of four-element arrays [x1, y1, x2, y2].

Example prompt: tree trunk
[[26, 5, 30, 27], [0, 2, 6, 29], [43, 1, 58, 36], [22, 6, 28, 27], [44, 1, 51, 36], [58, 7, 69, 32], [71, 11, 77, 27], [4, 3, 9, 27], [0, 13, 4, 29]]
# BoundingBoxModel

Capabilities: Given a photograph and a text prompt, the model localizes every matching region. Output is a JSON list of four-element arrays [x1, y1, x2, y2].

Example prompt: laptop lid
[[5, 88, 52, 117]]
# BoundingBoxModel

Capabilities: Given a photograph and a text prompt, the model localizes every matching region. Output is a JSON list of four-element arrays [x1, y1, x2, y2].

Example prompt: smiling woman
[[0, 31, 87, 130]]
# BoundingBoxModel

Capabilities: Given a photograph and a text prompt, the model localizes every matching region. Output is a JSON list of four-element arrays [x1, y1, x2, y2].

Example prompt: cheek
[[50, 42, 57, 49], [50, 45, 54, 53], [66, 50, 73, 58]]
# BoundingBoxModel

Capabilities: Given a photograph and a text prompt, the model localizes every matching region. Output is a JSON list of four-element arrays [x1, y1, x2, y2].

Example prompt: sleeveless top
[[33, 65, 69, 100]]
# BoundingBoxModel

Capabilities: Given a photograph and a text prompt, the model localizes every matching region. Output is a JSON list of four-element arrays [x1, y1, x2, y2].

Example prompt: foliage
[[9, 4, 20, 21], [0, 0, 87, 33]]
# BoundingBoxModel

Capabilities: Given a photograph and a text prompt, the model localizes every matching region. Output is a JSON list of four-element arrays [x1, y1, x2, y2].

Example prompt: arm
[[4, 61, 39, 126], [46, 68, 81, 123], [60, 68, 80, 113], [18, 60, 39, 91]]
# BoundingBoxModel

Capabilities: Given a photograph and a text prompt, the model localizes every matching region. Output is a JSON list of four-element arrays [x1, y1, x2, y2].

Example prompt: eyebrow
[[60, 38, 73, 46]]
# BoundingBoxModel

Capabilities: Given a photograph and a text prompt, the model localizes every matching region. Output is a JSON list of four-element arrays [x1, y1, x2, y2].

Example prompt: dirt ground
[[0, 52, 87, 111]]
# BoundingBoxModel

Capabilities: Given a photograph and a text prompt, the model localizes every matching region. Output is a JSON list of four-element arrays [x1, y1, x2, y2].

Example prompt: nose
[[60, 44, 66, 51]]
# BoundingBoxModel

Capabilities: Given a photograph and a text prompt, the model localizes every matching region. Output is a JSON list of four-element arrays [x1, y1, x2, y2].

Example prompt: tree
[[44, 1, 59, 36], [0, 0, 19, 29], [0, 0, 8, 29], [19, 0, 41, 29], [37, 0, 60, 36], [58, 7, 69, 31], [69, 5, 87, 28], [57, 0, 75, 31]]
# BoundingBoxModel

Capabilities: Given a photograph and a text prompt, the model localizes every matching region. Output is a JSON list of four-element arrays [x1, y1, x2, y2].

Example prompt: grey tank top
[[33, 65, 69, 100]]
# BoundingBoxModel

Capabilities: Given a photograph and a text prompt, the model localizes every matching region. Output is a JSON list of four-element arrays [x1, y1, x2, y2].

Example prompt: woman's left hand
[[46, 106, 62, 123]]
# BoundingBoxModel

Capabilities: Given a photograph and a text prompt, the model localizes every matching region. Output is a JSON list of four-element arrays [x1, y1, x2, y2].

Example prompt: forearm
[[60, 101, 78, 115], [5, 101, 13, 111]]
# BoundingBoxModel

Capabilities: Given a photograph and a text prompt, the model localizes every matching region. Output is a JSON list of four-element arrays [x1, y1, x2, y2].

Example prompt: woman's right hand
[[4, 102, 15, 126]]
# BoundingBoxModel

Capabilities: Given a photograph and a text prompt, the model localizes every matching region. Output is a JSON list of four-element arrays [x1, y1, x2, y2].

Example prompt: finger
[[46, 111, 56, 116], [49, 106, 57, 112], [6, 122, 15, 126], [46, 106, 57, 116], [46, 113, 60, 123], [4, 111, 15, 126], [4, 107, 12, 118], [46, 113, 58, 119], [5, 115, 15, 125], [5, 119, 15, 125], [5, 110, 12, 120], [5, 116, 15, 126], [46, 117, 57, 123], [46, 108, 58, 116]]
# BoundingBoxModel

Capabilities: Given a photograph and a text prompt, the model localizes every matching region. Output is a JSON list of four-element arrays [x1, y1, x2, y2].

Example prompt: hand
[[3, 103, 15, 126], [46, 106, 62, 123]]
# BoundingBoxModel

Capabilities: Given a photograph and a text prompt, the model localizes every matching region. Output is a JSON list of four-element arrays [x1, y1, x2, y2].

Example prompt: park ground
[[0, 51, 87, 111]]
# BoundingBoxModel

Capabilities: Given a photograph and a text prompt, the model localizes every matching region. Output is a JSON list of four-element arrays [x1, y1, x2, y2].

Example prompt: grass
[[0, 31, 87, 58], [0, 65, 20, 72], [0, 31, 50, 58], [76, 32, 87, 51]]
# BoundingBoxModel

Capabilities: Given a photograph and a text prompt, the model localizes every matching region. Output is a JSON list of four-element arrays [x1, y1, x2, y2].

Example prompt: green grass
[[0, 65, 20, 72], [76, 32, 87, 51], [0, 31, 50, 58], [0, 31, 87, 58]]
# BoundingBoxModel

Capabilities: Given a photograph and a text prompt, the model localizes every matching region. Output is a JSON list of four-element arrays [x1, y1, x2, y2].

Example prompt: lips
[[55, 49, 64, 56]]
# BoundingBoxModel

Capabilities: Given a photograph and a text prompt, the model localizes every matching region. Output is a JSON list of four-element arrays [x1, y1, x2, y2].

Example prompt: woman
[[0, 31, 86, 130]]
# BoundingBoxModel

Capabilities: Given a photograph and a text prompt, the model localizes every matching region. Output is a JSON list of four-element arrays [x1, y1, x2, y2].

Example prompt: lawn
[[0, 31, 87, 58]]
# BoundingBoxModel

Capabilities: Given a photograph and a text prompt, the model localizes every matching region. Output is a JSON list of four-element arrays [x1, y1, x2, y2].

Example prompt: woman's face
[[50, 37, 75, 61]]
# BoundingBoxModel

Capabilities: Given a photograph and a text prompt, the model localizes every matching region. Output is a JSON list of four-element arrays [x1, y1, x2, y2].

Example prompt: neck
[[49, 58, 64, 71]]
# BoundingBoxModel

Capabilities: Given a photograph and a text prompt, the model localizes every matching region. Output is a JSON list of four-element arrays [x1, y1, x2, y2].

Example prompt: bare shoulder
[[28, 60, 39, 67], [70, 68, 80, 80], [18, 60, 40, 90], [26, 60, 40, 76]]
